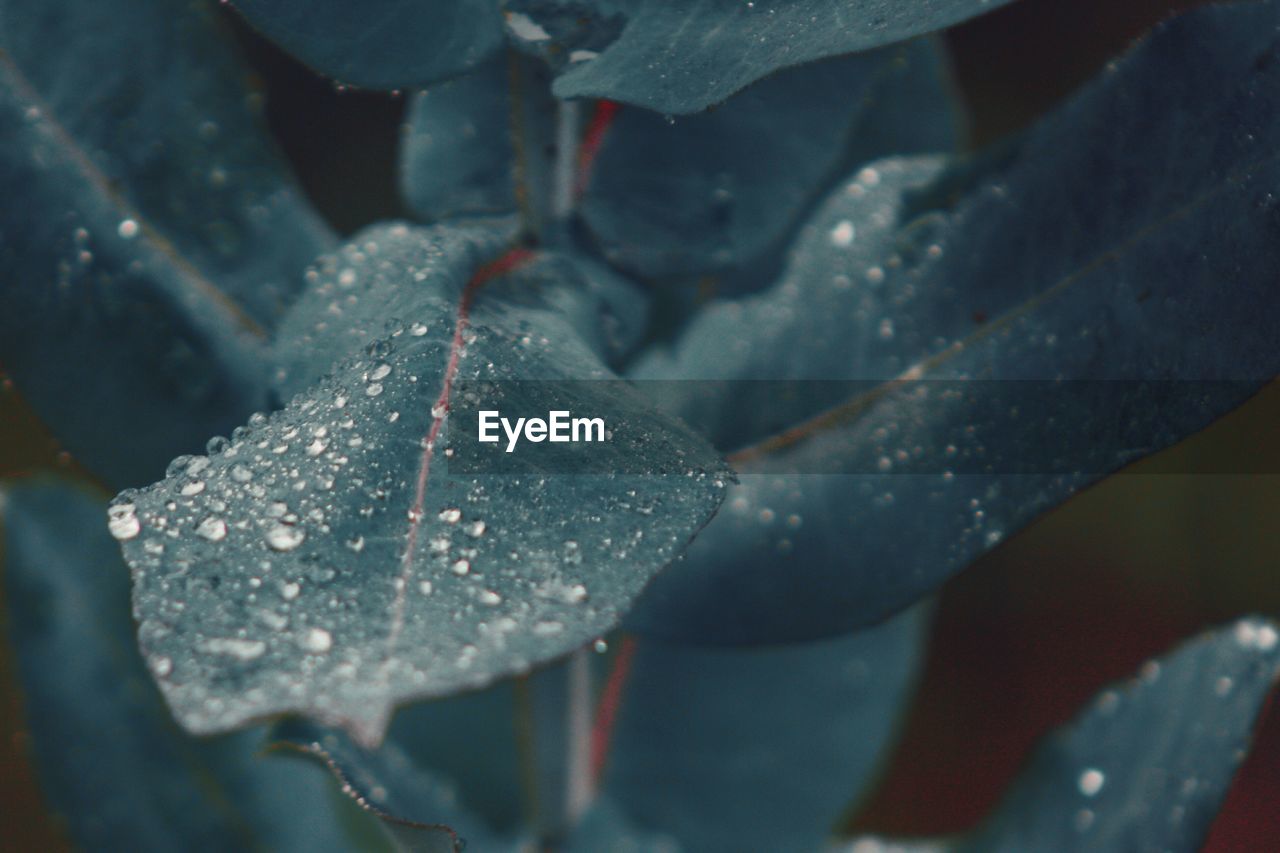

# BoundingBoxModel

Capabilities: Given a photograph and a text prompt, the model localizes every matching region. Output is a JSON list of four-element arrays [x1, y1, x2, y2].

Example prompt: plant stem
[[564, 645, 594, 828]]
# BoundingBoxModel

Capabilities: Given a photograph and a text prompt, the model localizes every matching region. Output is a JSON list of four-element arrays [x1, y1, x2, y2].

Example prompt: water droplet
[[230, 464, 253, 483], [302, 627, 332, 653], [266, 523, 305, 551], [1078, 768, 1105, 797], [108, 503, 141, 540], [451, 559, 471, 576], [181, 480, 206, 496], [439, 508, 461, 523], [281, 581, 301, 601], [465, 520, 486, 538], [346, 535, 365, 552], [369, 362, 392, 381], [478, 590, 501, 606], [196, 516, 227, 541], [117, 219, 139, 239], [418, 580, 434, 595], [410, 322, 428, 336], [829, 220, 855, 247], [365, 382, 384, 397], [203, 637, 265, 660]]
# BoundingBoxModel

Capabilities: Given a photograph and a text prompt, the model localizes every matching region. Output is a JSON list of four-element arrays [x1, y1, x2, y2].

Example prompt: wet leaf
[[962, 618, 1280, 852], [627, 1, 1280, 643], [505, 0, 1014, 112], [0, 0, 332, 486], [228, 0, 504, 89], [116, 222, 727, 747], [580, 39, 959, 280], [0, 478, 369, 850], [598, 606, 928, 852]]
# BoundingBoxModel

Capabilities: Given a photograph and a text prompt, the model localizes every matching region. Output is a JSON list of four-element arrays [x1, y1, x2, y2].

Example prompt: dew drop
[[196, 516, 227, 541], [266, 523, 305, 551], [117, 219, 139, 239], [302, 627, 332, 653], [108, 503, 141, 540], [1078, 768, 1105, 797]]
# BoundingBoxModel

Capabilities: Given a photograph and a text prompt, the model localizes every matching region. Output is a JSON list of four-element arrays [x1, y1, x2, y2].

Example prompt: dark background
[[3, 0, 1278, 848]]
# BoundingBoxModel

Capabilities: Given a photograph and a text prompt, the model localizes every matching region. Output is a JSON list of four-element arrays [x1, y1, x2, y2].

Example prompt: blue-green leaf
[[228, 0, 504, 90], [627, 0, 1280, 644], [270, 719, 505, 852], [401, 58, 518, 222], [116, 222, 727, 747], [580, 39, 959, 280], [0, 478, 369, 851], [0, 0, 332, 487], [505, 0, 1013, 113], [598, 606, 928, 852], [961, 618, 1280, 852]]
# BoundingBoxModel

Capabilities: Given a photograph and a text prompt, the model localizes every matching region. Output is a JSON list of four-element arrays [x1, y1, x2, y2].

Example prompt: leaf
[[228, 0, 504, 90], [504, 0, 1013, 113], [580, 39, 959, 280], [270, 719, 506, 853], [116, 221, 728, 747], [962, 618, 1280, 852], [0, 478, 370, 850], [596, 606, 928, 853], [625, 0, 1280, 644], [0, 0, 333, 487], [401, 58, 518, 222], [839, 618, 1280, 852]]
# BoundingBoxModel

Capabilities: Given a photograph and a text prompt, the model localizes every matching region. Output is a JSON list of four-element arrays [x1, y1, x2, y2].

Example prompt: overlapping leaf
[[0, 478, 370, 850], [627, 1, 1280, 644], [504, 0, 1013, 112], [598, 606, 929, 852], [579, 39, 959, 280], [228, 0, 504, 89], [841, 618, 1280, 852], [0, 0, 332, 486], [116, 222, 727, 747]]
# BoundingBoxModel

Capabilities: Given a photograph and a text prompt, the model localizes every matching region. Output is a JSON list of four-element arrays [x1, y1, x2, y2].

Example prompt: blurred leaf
[[962, 618, 1280, 851], [228, 0, 504, 90], [0, 0, 332, 487], [116, 222, 727, 747], [626, 0, 1280, 644], [838, 618, 1280, 852], [271, 719, 505, 852], [503, 0, 1011, 113], [0, 478, 369, 851], [598, 606, 928, 852], [581, 39, 959, 280], [401, 58, 518, 222]]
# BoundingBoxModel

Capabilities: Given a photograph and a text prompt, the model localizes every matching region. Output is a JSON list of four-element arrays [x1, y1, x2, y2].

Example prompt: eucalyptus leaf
[[599, 606, 928, 853], [504, 0, 1014, 113], [0, 0, 332, 487], [228, 0, 504, 90], [401, 58, 518, 222], [270, 719, 504, 853], [116, 222, 728, 747], [961, 617, 1280, 852], [0, 478, 368, 851], [580, 39, 959, 280], [627, 0, 1280, 644]]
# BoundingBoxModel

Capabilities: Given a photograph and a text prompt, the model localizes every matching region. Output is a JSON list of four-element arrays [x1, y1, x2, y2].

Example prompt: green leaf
[[270, 719, 505, 853], [228, 0, 504, 90], [505, 0, 1013, 113], [597, 606, 928, 852], [0, 0, 332, 486], [0, 478, 369, 851], [116, 222, 727, 746], [626, 0, 1280, 643], [964, 618, 1280, 851], [579, 40, 959, 280]]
